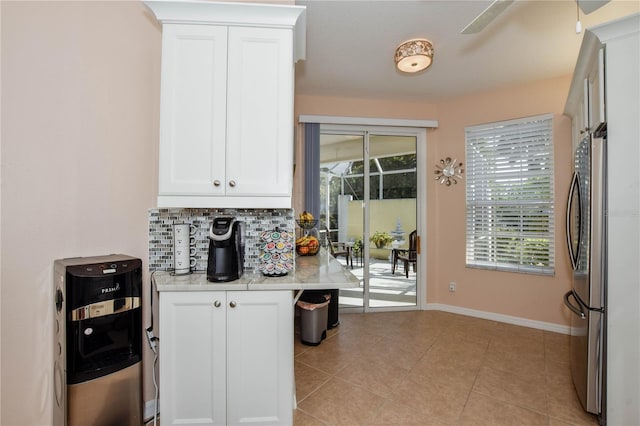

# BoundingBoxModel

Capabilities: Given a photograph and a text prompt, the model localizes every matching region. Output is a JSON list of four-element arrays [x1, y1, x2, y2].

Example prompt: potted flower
[[370, 231, 393, 249]]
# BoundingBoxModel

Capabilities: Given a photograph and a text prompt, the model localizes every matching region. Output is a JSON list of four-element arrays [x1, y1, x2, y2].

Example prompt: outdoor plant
[[353, 237, 363, 254], [370, 231, 393, 248]]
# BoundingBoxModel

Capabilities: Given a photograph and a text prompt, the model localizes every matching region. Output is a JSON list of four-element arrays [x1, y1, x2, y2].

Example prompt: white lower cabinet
[[159, 290, 293, 425]]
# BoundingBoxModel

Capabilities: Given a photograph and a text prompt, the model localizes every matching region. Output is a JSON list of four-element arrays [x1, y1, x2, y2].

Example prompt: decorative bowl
[[296, 219, 318, 230]]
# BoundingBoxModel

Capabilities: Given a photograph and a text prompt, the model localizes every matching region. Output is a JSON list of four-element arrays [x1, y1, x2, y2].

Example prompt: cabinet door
[[158, 24, 228, 197], [581, 78, 590, 134], [226, 27, 294, 199], [588, 47, 606, 130], [226, 291, 294, 425], [159, 291, 227, 426]]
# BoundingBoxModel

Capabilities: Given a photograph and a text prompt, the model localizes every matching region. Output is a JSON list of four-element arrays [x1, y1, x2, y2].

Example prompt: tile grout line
[[455, 333, 491, 425]]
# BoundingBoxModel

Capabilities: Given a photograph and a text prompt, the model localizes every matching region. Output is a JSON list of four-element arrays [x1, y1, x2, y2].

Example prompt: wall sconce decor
[[434, 157, 464, 186]]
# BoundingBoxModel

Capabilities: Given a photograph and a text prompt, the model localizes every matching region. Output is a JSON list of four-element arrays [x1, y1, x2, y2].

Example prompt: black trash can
[[327, 289, 340, 329], [297, 292, 330, 346]]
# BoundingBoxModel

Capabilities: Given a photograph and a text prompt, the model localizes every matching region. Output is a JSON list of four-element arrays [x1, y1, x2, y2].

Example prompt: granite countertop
[[153, 248, 360, 292]]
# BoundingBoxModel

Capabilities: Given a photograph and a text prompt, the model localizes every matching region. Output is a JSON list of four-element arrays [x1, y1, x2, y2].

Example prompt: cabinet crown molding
[[144, 0, 306, 62], [564, 13, 639, 118]]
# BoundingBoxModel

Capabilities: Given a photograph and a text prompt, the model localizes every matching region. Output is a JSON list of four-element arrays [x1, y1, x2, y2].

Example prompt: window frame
[[465, 114, 555, 275]]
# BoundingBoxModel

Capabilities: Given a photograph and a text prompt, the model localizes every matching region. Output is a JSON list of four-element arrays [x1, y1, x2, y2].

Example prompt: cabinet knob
[[228, 180, 236, 188], [213, 180, 221, 187], [213, 300, 221, 308], [229, 301, 237, 308]]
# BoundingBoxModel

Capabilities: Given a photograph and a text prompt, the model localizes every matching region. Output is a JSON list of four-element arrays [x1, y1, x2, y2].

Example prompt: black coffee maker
[[207, 217, 244, 282]]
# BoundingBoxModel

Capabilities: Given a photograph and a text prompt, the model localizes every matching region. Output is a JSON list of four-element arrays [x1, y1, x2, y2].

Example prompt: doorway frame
[[301, 116, 436, 312]]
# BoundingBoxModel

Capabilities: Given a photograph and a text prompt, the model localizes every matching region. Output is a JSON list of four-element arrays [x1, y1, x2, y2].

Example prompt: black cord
[[147, 271, 156, 333], [145, 271, 160, 424]]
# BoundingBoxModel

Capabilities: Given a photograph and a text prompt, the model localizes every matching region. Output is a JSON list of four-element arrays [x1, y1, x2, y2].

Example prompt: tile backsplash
[[148, 208, 295, 273]]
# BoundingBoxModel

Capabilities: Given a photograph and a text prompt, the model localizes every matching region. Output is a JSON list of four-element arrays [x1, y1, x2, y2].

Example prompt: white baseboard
[[425, 303, 570, 335], [144, 399, 159, 422]]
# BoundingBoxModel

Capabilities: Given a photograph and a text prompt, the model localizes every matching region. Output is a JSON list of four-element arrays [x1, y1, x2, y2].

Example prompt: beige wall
[[296, 74, 574, 326], [431, 76, 574, 325], [1, 2, 160, 424]]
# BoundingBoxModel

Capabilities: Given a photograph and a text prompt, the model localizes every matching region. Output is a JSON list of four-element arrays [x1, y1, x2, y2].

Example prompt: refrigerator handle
[[564, 290, 586, 319], [566, 171, 580, 271]]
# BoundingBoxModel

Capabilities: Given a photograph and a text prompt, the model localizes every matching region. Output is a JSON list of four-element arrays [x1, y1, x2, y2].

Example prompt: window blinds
[[465, 114, 555, 275]]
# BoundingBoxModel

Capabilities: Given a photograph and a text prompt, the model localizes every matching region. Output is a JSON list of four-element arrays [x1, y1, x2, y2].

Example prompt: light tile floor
[[293, 310, 599, 426]]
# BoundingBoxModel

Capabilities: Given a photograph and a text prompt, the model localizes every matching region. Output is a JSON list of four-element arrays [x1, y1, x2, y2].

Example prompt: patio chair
[[326, 228, 352, 268], [392, 230, 417, 278]]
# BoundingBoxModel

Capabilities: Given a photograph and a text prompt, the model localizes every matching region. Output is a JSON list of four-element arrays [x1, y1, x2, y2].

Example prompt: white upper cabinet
[[145, 1, 306, 209], [565, 25, 608, 150]]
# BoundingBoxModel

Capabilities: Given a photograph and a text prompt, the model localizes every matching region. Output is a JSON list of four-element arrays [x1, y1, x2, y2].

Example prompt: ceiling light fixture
[[394, 38, 434, 73]]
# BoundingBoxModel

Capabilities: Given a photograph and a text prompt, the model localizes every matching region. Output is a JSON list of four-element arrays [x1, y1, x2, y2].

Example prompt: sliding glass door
[[319, 125, 424, 311]]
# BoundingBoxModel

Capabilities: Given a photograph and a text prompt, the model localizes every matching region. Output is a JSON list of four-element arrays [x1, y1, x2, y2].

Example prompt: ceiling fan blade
[[460, 0, 515, 34], [578, 0, 610, 14]]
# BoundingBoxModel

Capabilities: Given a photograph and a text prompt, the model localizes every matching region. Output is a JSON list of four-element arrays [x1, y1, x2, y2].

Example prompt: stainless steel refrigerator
[[564, 133, 607, 424]]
